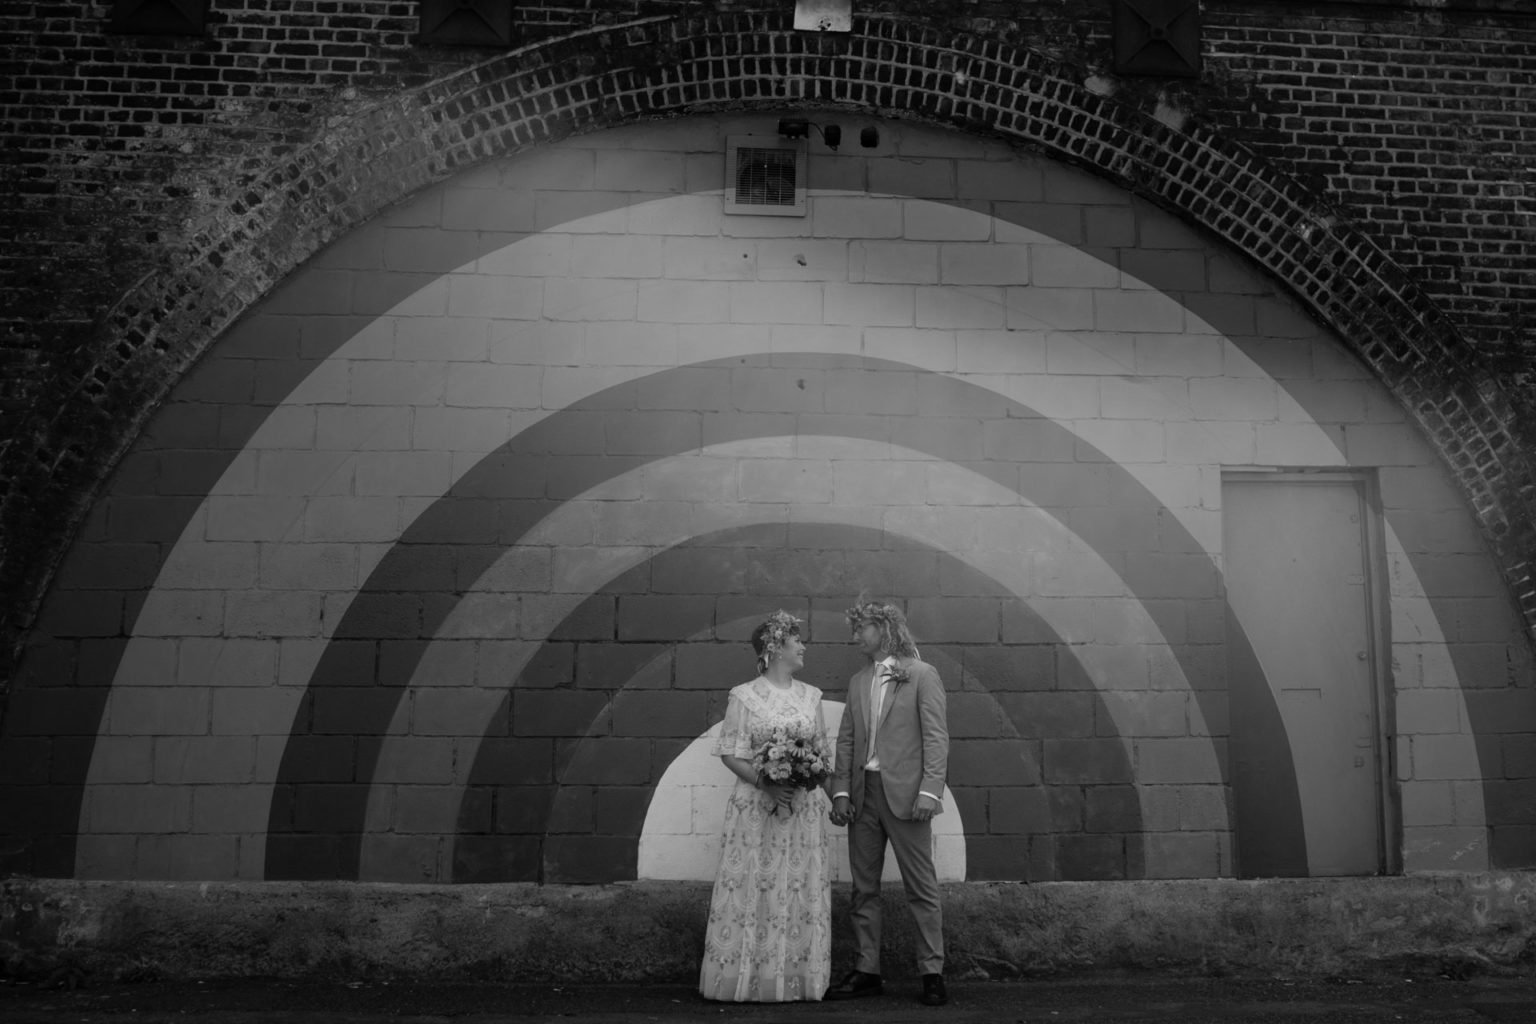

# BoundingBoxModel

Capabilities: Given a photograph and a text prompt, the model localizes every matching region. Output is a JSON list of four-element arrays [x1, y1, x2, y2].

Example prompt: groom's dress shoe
[[920, 973, 949, 1006], [825, 970, 883, 1000]]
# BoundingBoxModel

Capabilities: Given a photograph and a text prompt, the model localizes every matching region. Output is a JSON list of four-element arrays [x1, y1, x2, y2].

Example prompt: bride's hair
[[844, 597, 918, 659], [751, 610, 802, 673]]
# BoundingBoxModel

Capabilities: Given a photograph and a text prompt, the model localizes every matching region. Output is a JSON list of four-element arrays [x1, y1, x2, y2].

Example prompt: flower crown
[[757, 609, 803, 666]]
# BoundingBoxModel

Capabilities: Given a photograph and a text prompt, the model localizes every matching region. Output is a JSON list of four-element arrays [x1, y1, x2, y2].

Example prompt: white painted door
[[1224, 474, 1385, 876]]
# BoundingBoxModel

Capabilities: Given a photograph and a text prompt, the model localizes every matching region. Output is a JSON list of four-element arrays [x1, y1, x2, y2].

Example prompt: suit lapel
[[851, 664, 874, 743]]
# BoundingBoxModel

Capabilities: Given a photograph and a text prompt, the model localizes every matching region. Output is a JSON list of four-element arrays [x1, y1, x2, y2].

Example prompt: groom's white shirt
[[834, 655, 942, 805]]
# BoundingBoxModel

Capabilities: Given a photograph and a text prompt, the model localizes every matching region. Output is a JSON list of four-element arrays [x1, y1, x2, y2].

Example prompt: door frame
[[1221, 467, 1400, 876]]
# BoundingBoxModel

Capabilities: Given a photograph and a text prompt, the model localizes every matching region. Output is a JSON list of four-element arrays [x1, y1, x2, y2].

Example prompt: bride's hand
[[760, 781, 795, 810]]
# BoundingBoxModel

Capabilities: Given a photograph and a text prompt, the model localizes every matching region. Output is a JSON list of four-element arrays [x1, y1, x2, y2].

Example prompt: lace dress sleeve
[[711, 690, 755, 759]]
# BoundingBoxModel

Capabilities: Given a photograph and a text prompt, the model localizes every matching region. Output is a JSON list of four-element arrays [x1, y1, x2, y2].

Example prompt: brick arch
[[5, 13, 1535, 661]]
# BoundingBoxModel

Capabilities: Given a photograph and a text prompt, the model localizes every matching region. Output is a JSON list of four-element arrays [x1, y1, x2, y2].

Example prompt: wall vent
[[724, 136, 808, 217]]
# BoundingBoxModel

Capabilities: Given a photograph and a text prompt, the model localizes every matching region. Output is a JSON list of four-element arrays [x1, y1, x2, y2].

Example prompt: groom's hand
[[830, 796, 853, 827], [911, 794, 941, 822]]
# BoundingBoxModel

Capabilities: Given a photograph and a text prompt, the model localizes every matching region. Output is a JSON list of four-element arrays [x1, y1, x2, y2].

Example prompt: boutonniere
[[885, 663, 911, 686]]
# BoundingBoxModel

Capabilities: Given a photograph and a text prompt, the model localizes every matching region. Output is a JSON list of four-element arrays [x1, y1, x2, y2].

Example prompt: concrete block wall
[[2, 116, 1532, 883]]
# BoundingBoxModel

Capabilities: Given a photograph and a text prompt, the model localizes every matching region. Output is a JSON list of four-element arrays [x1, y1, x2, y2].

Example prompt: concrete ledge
[[3, 875, 1535, 984]]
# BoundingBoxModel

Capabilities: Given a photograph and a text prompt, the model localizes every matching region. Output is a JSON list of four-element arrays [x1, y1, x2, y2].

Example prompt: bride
[[698, 610, 834, 1002]]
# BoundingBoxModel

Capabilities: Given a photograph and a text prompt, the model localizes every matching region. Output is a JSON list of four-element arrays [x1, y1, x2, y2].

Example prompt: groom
[[827, 600, 950, 1007]]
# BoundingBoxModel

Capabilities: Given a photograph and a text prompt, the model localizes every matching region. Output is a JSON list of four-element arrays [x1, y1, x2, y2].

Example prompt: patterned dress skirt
[[698, 780, 832, 1001]]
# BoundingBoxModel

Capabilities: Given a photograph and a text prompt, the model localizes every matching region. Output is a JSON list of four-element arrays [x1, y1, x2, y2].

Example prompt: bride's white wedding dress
[[698, 677, 833, 1002]]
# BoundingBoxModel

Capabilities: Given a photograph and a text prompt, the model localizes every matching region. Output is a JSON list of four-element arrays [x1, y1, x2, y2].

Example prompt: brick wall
[[4, 2, 1535, 669], [3, 117, 1530, 883]]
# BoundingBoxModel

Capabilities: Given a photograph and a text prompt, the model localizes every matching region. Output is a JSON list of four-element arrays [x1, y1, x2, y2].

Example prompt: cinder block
[[611, 691, 710, 738], [569, 234, 665, 279], [755, 239, 845, 282], [995, 202, 1082, 245], [916, 285, 1008, 329], [952, 329, 1044, 375], [904, 200, 992, 241], [1396, 688, 1464, 735], [617, 595, 717, 641], [223, 591, 323, 638], [849, 241, 939, 284], [262, 268, 354, 315], [543, 835, 637, 883], [558, 738, 654, 786], [1094, 289, 1184, 333], [989, 786, 1050, 834], [542, 278, 636, 322], [637, 280, 731, 323], [823, 283, 914, 327], [1003, 287, 1094, 333], [948, 739, 1039, 788], [516, 687, 611, 736], [1141, 832, 1220, 879], [476, 235, 572, 281], [738, 458, 832, 503], [201, 498, 303, 545], [410, 407, 510, 453], [1074, 419, 1165, 464], [1401, 780, 1456, 827], [825, 368, 918, 415], [1183, 293, 1257, 337], [370, 736, 456, 784], [316, 405, 412, 451], [440, 362, 543, 411], [85, 783, 190, 833], [957, 161, 1044, 203], [994, 691, 1095, 738], [1085, 785, 1140, 833], [965, 834, 1034, 881], [1402, 826, 1492, 871], [1042, 331, 1132, 377], [176, 638, 279, 689], [531, 190, 631, 233], [904, 597, 999, 643], [869, 157, 954, 199], [674, 643, 747, 690], [628, 194, 721, 236], [1096, 691, 1189, 738], [505, 147, 595, 191], [529, 594, 616, 641], [1083, 206, 1135, 247], [1120, 249, 1205, 291], [153, 736, 256, 784], [473, 738, 554, 786], [1135, 738, 1220, 784], [1043, 738, 1134, 784], [1056, 833, 1127, 880], [812, 196, 902, 239], [454, 835, 540, 882], [661, 236, 758, 281], [1030, 246, 1119, 289]]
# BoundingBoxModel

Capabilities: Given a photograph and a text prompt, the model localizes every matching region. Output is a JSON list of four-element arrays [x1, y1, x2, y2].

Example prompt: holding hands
[[828, 795, 853, 828]]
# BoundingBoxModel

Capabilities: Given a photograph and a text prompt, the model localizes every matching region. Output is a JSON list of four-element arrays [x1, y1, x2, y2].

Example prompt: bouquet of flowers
[[751, 721, 831, 815]]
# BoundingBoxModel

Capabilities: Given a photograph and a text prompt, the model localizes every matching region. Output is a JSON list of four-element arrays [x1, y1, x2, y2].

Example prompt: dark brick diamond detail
[[1112, 0, 1200, 78], [109, 0, 207, 36], [419, 0, 514, 47]]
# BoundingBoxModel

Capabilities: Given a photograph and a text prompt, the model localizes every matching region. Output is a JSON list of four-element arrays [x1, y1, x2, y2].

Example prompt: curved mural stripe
[[264, 354, 1281, 879], [445, 522, 1124, 883], [363, 435, 1205, 882], [39, 182, 1496, 878]]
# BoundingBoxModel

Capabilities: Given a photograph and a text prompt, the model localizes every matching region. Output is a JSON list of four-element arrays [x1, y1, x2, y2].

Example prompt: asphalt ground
[[2, 972, 1535, 1023]]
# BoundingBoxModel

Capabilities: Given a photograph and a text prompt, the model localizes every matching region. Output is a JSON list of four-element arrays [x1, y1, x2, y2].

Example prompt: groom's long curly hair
[[845, 598, 919, 660]]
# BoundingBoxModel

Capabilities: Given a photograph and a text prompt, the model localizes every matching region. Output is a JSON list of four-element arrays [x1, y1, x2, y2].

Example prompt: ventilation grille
[[724, 136, 807, 217]]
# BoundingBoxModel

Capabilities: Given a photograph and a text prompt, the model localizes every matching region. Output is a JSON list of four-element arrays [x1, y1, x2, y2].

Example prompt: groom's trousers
[[849, 770, 945, 976]]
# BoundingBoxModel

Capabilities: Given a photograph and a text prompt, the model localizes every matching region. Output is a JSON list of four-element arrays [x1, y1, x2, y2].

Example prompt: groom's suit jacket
[[834, 656, 949, 820]]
